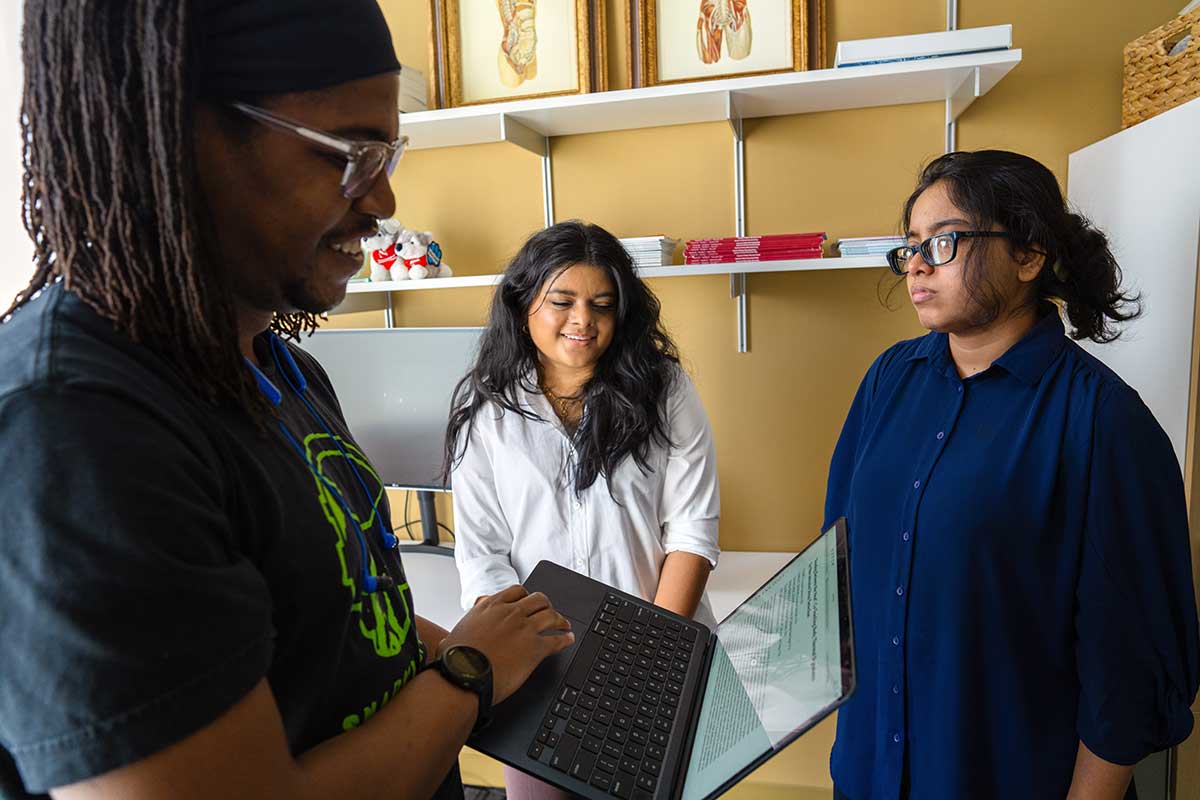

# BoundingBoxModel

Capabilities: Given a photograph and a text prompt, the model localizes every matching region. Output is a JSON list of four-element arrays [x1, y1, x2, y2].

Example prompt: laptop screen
[[680, 521, 854, 800]]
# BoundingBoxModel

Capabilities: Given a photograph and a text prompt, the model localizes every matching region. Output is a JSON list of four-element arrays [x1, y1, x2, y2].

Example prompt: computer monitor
[[296, 327, 484, 544]]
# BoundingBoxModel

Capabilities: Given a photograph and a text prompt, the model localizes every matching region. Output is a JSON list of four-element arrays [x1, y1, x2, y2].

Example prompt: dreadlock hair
[[444, 221, 681, 496], [11, 0, 319, 416]]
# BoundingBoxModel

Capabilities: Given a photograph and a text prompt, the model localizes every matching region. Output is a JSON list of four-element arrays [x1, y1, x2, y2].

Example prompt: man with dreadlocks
[[0, 2, 576, 798]]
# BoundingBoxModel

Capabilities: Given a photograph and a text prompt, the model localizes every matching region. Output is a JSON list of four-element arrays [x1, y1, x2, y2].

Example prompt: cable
[[391, 520, 424, 539], [392, 489, 455, 542], [390, 519, 456, 543]]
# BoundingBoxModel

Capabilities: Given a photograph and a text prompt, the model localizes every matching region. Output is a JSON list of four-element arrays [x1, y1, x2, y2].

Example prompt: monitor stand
[[417, 490, 440, 547], [403, 490, 454, 558]]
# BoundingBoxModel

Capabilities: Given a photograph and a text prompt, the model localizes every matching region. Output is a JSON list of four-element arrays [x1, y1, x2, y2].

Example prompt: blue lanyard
[[245, 333, 397, 595]]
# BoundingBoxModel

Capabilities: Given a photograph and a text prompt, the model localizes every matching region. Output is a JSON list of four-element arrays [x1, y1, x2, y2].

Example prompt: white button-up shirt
[[451, 369, 721, 627]]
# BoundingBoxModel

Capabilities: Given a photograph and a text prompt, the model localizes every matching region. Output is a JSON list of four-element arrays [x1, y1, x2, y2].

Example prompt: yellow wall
[[342, 0, 1194, 792]]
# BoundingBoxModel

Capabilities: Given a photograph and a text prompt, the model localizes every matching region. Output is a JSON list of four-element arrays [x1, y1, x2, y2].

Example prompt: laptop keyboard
[[527, 593, 699, 799]]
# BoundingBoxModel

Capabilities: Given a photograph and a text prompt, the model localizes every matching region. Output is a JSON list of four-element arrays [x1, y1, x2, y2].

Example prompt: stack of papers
[[684, 233, 826, 264], [836, 236, 906, 257], [400, 64, 427, 112], [621, 236, 678, 268], [834, 25, 1012, 68]]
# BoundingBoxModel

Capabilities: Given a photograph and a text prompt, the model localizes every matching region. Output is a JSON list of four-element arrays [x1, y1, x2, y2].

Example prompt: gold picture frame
[[628, 0, 824, 88], [428, 0, 608, 109]]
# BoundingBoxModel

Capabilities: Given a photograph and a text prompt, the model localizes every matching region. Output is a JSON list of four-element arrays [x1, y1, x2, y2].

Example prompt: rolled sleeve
[[1075, 385, 1200, 764], [450, 422, 521, 609], [659, 373, 720, 567]]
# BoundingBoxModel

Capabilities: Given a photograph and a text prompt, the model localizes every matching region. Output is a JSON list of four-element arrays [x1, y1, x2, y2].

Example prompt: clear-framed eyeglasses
[[886, 231, 1014, 276], [231, 101, 408, 199]]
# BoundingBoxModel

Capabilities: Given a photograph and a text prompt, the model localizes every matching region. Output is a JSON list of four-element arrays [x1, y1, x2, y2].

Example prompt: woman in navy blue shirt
[[826, 150, 1200, 800]]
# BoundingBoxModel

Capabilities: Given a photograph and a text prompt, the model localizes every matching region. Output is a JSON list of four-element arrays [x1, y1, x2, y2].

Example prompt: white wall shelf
[[353, 41, 1020, 345], [344, 256, 888, 296], [398, 50, 1022, 153], [334, 257, 890, 316]]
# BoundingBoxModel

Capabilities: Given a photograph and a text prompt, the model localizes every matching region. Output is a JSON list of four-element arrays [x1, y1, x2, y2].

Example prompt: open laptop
[[470, 518, 855, 800]]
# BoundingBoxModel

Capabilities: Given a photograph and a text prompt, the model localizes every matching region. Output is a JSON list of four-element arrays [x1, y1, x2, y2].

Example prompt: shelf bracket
[[499, 115, 554, 227], [541, 138, 554, 228], [725, 92, 749, 353], [499, 114, 546, 156], [944, 0, 962, 153], [944, 66, 979, 153]]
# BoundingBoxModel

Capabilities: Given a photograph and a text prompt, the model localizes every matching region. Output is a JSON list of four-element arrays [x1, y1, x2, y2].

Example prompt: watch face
[[445, 645, 488, 679]]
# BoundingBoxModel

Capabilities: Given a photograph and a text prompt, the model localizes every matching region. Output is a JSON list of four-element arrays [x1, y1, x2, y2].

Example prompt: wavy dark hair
[[892, 150, 1140, 343], [444, 221, 680, 494]]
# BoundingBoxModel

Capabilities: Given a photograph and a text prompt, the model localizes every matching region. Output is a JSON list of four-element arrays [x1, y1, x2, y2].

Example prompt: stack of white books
[[835, 25, 1012, 69], [400, 64, 427, 113], [836, 236, 906, 257], [621, 236, 678, 268]]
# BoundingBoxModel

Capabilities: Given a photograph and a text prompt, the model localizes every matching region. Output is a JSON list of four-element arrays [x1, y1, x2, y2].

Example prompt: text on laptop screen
[[681, 525, 844, 800]]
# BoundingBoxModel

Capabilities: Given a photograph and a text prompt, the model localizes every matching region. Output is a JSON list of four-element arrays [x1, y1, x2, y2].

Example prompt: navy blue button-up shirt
[[824, 313, 1199, 800]]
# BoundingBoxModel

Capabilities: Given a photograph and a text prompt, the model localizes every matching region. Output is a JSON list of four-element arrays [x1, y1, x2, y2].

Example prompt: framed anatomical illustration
[[632, 0, 819, 87], [428, 0, 608, 108]]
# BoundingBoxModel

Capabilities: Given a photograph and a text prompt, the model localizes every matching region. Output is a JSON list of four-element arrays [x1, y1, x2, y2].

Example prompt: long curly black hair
[[444, 221, 680, 494]]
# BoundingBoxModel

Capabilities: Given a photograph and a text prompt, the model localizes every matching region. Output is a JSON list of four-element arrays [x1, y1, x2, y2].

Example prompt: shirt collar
[[993, 311, 1068, 384], [907, 309, 1067, 385]]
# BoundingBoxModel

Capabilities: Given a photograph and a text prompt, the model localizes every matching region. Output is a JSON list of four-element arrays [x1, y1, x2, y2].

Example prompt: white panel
[[0, 5, 30, 306], [297, 327, 485, 490], [1067, 98, 1200, 467]]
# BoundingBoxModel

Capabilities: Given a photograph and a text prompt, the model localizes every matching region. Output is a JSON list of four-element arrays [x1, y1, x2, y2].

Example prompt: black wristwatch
[[432, 645, 493, 734]]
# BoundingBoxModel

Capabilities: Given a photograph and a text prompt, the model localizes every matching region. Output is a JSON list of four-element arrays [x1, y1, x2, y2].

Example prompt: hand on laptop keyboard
[[441, 584, 576, 703]]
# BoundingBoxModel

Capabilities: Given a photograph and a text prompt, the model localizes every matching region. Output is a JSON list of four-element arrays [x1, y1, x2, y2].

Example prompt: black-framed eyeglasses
[[231, 102, 408, 199], [886, 231, 1013, 276]]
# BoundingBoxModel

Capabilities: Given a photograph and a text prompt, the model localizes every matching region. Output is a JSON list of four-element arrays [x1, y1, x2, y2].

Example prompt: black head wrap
[[195, 0, 401, 99]]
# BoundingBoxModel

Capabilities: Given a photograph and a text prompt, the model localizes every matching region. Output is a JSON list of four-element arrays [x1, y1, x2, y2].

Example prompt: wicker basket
[[1123, 8, 1200, 128]]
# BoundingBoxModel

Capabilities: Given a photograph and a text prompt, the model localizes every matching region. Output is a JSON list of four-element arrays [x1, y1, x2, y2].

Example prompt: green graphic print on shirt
[[303, 430, 413, 659]]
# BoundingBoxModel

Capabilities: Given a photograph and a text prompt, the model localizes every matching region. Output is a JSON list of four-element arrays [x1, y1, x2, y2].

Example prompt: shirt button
[[893, 733, 902, 743], [902, 531, 910, 542], [892, 635, 901, 646], [913, 480, 920, 489], [936, 431, 944, 440], [957, 386, 963, 393], [892, 684, 900, 695], [896, 586, 904, 596]]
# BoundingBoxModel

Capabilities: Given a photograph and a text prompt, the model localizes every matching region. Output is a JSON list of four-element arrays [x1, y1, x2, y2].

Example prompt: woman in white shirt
[[445, 221, 720, 799]]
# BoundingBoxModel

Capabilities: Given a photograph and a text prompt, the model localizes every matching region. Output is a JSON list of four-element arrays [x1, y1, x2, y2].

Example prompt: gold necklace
[[541, 383, 582, 419]]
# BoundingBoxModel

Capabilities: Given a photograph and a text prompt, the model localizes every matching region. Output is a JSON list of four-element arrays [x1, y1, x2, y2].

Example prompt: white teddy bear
[[398, 229, 453, 280], [362, 218, 407, 281]]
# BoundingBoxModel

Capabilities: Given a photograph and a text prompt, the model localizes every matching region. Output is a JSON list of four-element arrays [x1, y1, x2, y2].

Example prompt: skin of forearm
[[416, 615, 451, 663], [1065, 740, 1134, 800], [51, 675, 479, 800], [652, 551, 712, 619], [296, 670, 477, 800]]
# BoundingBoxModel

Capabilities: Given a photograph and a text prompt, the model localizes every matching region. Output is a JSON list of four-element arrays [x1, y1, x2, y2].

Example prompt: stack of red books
[[683, 232, 827, 264]]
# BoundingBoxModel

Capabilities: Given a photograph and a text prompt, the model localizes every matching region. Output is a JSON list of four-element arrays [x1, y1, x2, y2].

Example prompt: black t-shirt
[[0, 285, 461, 798]]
